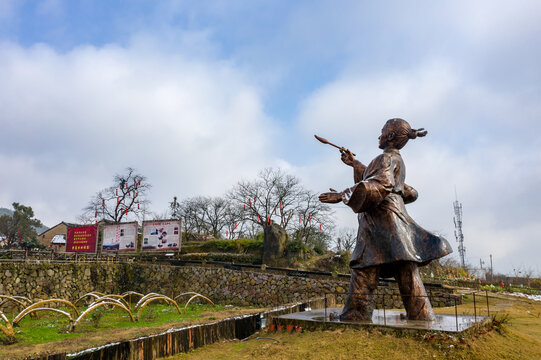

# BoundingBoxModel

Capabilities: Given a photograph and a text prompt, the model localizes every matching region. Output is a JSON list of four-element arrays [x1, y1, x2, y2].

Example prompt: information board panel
[[142, 220, 181, 251], [66, 225, 97, 253], [102, 222, 138, 252]]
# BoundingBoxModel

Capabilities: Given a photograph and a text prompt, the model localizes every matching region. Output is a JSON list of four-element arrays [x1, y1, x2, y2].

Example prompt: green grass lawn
[[7, 303, 223, 345]]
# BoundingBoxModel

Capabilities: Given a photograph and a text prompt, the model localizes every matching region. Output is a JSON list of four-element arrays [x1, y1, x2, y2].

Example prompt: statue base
[[277, 307, 488, 333]]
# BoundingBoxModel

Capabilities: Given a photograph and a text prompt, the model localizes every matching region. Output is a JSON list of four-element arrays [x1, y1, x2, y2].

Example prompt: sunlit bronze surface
[[319, 118, 452, 321]]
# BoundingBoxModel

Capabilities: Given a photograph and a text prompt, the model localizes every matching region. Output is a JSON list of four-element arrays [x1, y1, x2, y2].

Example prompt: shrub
[[179, 252, 260, 264], [286, 239, 308, 254], [90, 307, 105, 328], [491, 313, 510, 334], [313, 246, 325, 255], [141, 306, 157, 322], [185, 238, 263, 254]]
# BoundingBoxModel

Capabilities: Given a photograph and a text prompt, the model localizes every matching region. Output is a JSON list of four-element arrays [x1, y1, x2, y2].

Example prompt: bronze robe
[[342, 148, 452, 277]]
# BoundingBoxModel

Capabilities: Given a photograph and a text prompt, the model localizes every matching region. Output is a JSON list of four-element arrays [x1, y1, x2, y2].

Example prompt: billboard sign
[[66, 225, 97, 253], [102, 222, 138, 252], [142, 220, 181, 251]]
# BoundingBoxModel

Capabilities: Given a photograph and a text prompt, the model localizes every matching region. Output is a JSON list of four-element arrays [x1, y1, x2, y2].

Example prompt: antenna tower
[[453, 190, 466, 268]]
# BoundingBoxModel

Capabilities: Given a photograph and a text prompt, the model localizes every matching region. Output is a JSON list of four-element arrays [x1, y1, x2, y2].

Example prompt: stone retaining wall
[[0, 263, 459, 309]]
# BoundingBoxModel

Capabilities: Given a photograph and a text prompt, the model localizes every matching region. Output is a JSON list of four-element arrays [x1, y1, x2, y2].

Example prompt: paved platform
[[277, 307, 488, 333]]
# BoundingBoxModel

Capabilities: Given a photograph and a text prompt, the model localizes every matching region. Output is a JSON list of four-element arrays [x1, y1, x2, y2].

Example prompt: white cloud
[[447, 0, 541, 42], [0, 40, 277, 226]]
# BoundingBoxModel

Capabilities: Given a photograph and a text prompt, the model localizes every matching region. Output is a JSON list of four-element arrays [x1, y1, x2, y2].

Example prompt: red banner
[[66, 225, 97, 253]]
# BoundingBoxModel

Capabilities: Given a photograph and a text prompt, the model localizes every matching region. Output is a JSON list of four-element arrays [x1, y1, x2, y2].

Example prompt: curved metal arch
[[93, 295, 129, 308], [14, 307, 73, 327], [71, 301, 134, 331], [89, 297, 128, 309], [4, 295, 32, 305], [0, 310, 10, 324], [0, 296, 29, 310], [184, 294, 215, 311], [174, 292, 201, 301], [13, 295, 31, 302], [134, 293, 162, 310], [14, 299, 79, 324], [74, 292, 101, 306], [120, 291, 144, 299], [136, 296, 181, 321]]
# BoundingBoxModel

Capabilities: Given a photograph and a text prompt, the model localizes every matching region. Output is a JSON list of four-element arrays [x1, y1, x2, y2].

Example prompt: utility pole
[[480, 258, 486, 280], [453, 188, 466, 268]]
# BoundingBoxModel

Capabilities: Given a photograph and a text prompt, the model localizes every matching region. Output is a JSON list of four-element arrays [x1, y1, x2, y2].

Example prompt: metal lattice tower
[[453, 192, 466, 268]]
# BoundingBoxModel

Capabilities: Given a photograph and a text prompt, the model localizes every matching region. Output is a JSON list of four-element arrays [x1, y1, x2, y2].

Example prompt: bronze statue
[[318, 118, 452, 321]]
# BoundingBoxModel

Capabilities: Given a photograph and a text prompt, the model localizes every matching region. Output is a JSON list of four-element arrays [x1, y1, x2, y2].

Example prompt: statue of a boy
[[319, 118, 452, 321]]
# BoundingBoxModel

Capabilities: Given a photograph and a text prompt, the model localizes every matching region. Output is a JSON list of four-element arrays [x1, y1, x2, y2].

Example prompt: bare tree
[[175, 197, 208, 235], [291, 190, 334, 248], [335, 227, 356, 253], [228, 168, 335, 250], [227, 168, 304, 232], [81, 167, 151, 223], [201, 197, 229, 238], [172, 196, 231, 238], [221, 202, 246, 239]]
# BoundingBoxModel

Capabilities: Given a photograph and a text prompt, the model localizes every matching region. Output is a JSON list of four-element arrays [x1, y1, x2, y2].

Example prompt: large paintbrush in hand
[[314, 135, 356, 156]]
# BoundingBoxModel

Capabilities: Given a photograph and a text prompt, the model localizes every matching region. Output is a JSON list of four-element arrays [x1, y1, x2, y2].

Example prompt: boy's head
[[378, 118, 427, 150]]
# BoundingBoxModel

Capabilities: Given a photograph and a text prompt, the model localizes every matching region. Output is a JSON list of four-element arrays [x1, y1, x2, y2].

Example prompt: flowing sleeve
[[353, 160, 367, 183], [342, 154, 394, 213]]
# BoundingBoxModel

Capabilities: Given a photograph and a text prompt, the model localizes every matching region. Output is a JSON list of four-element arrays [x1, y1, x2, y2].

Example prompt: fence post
[[485, 290, 490, 317], [382, 293, 386, 326], [324, 293, 327, 323], [454, 296, 458, 332], [473, 292, 477, 322]]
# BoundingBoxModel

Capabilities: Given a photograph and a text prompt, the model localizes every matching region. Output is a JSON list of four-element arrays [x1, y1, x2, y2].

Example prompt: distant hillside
[[0, 207, 49, 234], [35, 224, 50, 234], [0, 207, 13, 217]]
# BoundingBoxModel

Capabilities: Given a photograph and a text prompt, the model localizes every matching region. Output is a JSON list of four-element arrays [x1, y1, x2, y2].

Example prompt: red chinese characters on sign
[[66, 225, 97, 253]]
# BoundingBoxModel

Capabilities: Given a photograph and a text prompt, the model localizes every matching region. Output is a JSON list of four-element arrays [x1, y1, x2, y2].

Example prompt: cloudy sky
[[1, 0, 540, 275]]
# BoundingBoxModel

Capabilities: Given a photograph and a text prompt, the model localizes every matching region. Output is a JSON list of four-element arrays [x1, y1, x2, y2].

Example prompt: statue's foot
[[406, 311, 436, 321], [404, 300, 436, 321], [328, 311, 339, 321], [339, 309, 373, 321]]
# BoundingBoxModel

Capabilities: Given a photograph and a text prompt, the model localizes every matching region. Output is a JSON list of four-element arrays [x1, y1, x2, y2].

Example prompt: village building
[[37, 222, 75, 248]]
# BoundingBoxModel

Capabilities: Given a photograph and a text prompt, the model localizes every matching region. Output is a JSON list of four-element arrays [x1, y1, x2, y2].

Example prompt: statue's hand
[[340, 148, 355, 166], [319, 190, 343, 203]]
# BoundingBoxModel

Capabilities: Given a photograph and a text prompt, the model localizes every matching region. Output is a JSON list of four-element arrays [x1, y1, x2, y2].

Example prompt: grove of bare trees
[[171, 168, 335, 250], [81, 167, 345, 253]]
